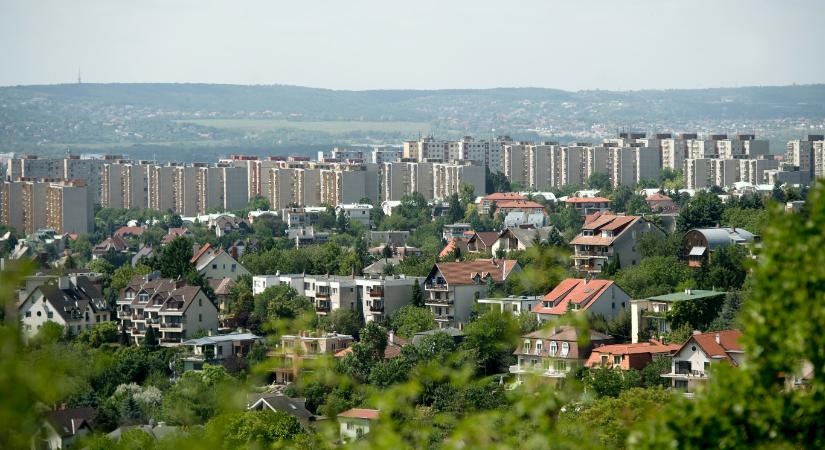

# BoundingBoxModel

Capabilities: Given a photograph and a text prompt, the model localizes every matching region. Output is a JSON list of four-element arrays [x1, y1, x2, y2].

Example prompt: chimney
[[715, 333, 720, 344], [57, 276, 70, 290]]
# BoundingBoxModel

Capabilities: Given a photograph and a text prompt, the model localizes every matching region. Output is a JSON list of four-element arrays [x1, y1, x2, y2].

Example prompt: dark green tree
[[677, 190, 724, 232], [411, 281, 423, 307], [143, 326, 158, 350], [157, 236, 195, 279]]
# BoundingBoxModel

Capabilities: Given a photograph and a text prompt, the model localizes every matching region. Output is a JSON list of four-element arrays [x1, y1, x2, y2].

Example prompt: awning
[[689, 246, 707, 256]]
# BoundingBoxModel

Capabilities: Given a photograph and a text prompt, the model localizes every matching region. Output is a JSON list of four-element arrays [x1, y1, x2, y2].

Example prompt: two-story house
[[662, 330, 743, 394], [490, 226, 561, 256], [424, 259, 521, 329], [531, 278, 630, 323], [570, 214, 663, 275], [630, 289, 725, 343], [564, 197, 612, 216], [118, 273, 219, 346], [18, 275, 110, 337], [272, 331, 354, 384], [191, 243, 250, 281], [510, 326, 612, 384]]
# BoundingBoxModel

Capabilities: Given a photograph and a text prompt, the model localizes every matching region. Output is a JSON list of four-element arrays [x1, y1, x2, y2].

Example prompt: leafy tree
[[721, 207, 770, 236], [410, 281, 423, 307], [389, 305, 436, 338], [586, 172, 612, 192], [485, 167, 511, 194], [447, 194, 464, 223], [614, 256, 693, 299], [666, 292, 724, 331], [143, 326, 159, 350], [382, 243, 393, 259], [459, 182, 476, 208], [77, 322, 120, 348], [157, 236, 195, 279], [695, 244, 748, 291], [676, 190, 724, 232], [319, 308, 362, 337], [253, 284, 313, 323], [209, 410, 304, 448], [610, 185, 636, 212], [584, 367, 641, 398], [708, 291, 745, 331], [359, 321, 389, 361], [636, 232, 682, 258], [461, 310, 519, 375]]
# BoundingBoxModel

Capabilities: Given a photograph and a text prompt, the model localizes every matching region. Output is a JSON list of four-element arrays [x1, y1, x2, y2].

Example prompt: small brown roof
[[431, 259, 519, 286], [114, 226, 145, 237], [566, 197, 611, 204], [338, 408, 379, 420]]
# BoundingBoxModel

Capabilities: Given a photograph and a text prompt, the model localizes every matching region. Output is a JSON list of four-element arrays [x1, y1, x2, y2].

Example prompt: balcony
[[425, 282, 449, 291], [315, 291, 331, 299], [160, 338, 182, 345], [425, 297, 453, 305], [368, 288, 385, 297], [369, 302, 384, 312], [159, 322, 183, 330], [434, 314, 454, 322], [573, 250, 611, 258], [315, 302, 330, 312], [664, 369, 707, 379]]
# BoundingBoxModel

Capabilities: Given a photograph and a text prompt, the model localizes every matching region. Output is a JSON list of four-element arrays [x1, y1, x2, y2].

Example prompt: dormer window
[[560, 342, 569, 357], [550, 341, 557, 355], [138, 293, 149, 303], [523, 340, 531, 353]]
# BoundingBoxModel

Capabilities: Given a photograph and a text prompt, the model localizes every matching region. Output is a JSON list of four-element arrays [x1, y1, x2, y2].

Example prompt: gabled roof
[[45, 407, 96, 437], [589, 341, 681, 356], [114, 226, 145, 238], [646, 192, 672, 202], [481, 192, 527, 202], [428, 259, 519, 286], [191, 242, 213, 264], [532, 278, 617, 316], [338, 408, 379, 420], [439, 238, 469, 258], [498, 227, 559, 246], [22, 276, 108, 321], [247, 393, 314, 425], [496, 200, 547, 212], [162, 228, 192, 244], [208, 277, 235, 295], [679, 330, 743, 365], [570, 214, 643, 246], [468, 231, 500, 249]]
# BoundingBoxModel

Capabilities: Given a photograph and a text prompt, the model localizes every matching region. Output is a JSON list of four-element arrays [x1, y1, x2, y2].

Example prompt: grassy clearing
[[175, 118, 430, 134]]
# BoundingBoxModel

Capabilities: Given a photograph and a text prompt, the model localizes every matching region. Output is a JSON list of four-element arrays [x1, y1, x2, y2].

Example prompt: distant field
[[175, 118, 430, 134]]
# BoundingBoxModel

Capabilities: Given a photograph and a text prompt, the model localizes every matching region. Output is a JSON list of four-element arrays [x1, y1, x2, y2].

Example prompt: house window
[[560, 342, 569, 357], [613, 355, 622, 366], [535, 341, 543, 353], [199, 314, 202, 322], [555, 360, 567, 372], [601, 355, 608, 366], [217, 346, 223, 356], [25, 311, 31, 318], [550, 341, 557, 355], [212, 264, 217, 270], [199, 298, 203, 307], [231, 264, 237, 272], [523, 340, 531, 353], [47, 312, 53, 319]]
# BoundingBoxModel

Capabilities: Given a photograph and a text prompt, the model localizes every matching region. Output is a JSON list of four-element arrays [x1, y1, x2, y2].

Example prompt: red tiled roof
[[191, 242, 212, 264], [566, 197, 611, 204], [532, 278, 615, 315], [496, 200, 546, 210], [439, 238, 469, 258], [599, 215, 638, 231], [431, 259, 519, 285], [682, 330, 743, 364], [571, 214, 641, 245], [338, 408, 379, 420], [590, 341, 681, 356]]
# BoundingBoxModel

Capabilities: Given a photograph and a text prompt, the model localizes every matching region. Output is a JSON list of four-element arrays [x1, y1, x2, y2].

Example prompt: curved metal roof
[[691, 227, 755, 250]]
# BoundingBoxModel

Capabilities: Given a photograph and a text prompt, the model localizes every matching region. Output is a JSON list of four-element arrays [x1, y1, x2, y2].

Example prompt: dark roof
[[247, 393, 315, 426], [428, 259, 519, 286], [24, 276, 108, 321], [45, 407, 96, 437]]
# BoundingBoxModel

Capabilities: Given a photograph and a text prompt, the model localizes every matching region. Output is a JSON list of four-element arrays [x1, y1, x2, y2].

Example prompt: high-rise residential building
[[684, 159, 711, 190], [813, 138, 825, 180], [63, 156, 105, 204], [380, 161, 434, 201], [318, 148, 366, 162], [1, 180, 23, 231], [558, 145, 586, 187], [5, 155, 63, 181], [148, 164, 177, 212], [786, 136, 823, 183], [433, 162, 485, 200], [195, 164, 223, 214], [21, 179, 48, 234], [584, 145, 611, 182], [738, 159, 779, 185], [660, 135, 689, 170], [172, 166, 198, 216], [503, 143, 529, 187], [403, 138, 449, 162], [527, 143, 557, 190], [710, 159, 739, 188], [221, 165, 249, 211], [45, 180, 91, 234]]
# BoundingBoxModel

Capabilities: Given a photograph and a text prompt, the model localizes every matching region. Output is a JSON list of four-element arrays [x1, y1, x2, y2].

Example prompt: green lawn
[[175, 118, 430, 134]]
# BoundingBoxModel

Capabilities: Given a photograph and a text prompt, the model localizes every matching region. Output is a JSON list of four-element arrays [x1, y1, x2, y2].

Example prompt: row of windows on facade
[[523, 340, 570, 356]]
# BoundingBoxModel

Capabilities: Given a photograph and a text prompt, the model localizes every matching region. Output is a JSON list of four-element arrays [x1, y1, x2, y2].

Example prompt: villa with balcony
[[532, 278, 630, 323], [118, 272, 219, 346], [510, 326, 612, 384], [357, 274, 423, 323], [570, 213, 663, 275], [181, 331, 263, 371], [662, 330, 743, 395], [423, 258, 521, 329], [271, 331, 354, 384], [302, 275, 358, 316]]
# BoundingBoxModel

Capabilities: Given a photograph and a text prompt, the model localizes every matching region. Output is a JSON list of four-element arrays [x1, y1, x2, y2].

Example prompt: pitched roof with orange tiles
[[532, 278, 616, 315], [190, 242, 213, 264], [570, 214, 642, 246], [646, 192, 672, 201], [590, 341, 681, 356], [428, 259, 520, 286], [439, 238, 470, 258], [680, 330, 743, 365], [496, 200, 546, 210], [338, 408, 379, 420]]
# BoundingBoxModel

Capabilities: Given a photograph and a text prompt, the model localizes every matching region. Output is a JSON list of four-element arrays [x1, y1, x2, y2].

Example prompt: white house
[[662, 330, 743, 394], [630, 290, 725, 343], [191, 243, 250, 281], [38, 407, 96, 449], [335, 203, 373, 227], [338, 408, 379, 442], [18, 275, 110, 338], [531, 278, 630, 323], [181, 332, 263, 371]]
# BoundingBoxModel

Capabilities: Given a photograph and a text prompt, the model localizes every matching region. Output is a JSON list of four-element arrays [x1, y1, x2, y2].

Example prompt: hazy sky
[[1, 0, 822, 90]]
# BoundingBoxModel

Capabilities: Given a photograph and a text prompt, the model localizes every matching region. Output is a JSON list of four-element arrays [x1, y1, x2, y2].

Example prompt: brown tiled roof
[[482, 192, 527, 202], [190, 242, 212, 264], [338, 408, 379, 420], [681, 330, 743, 365], [474, 231, 501, 248], [114, 226, 145, 237], [646, 193, 672, 201], [431, 259, 519, 285], [208, 277, 235, 295]]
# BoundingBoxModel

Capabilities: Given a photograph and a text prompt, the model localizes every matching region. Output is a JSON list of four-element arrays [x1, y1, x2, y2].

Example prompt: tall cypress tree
[[143, 326, 159, 350]]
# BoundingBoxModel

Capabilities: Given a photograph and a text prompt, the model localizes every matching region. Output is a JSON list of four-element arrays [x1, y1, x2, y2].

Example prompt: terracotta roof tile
[[533, 278, 615, 315], [430, 259, 519, 286], [338, 408, 379, 420], [566, 197, 611, 204]]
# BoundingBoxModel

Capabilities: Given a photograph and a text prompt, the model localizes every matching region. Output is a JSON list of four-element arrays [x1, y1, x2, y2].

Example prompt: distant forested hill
[[1, 83, 823, 160]]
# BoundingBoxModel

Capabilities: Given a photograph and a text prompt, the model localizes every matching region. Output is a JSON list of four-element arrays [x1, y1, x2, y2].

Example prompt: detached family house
[[570, 214, 663, 275], [662, 330, 743, 394], [424, 259, 521, 329], [191, 243, 250, 281], [531, 278, 630, 323], [18, 275, 110, 338], [510, 326, 612, 384]]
